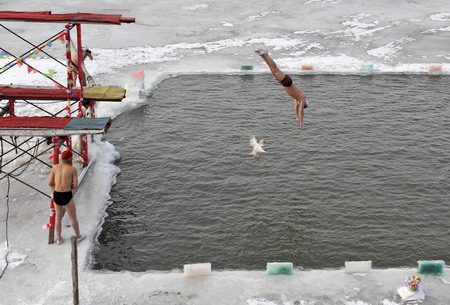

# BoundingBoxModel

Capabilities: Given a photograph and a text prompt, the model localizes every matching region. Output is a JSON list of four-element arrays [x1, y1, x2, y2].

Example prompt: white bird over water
[[249, 136, 268, 162]]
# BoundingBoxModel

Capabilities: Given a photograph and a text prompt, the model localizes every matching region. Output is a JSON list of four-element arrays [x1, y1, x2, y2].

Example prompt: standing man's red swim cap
[[61, 150, 73, 161]]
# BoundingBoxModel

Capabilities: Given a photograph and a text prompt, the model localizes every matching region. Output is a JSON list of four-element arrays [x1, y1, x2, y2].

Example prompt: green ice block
[[266, 262, 293, 275], [417, 260, 445, 275], [240, 65, 253, 70]]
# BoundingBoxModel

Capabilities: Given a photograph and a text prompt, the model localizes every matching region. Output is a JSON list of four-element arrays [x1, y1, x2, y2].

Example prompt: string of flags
[[0, 28, 105, 90], [42, 69, 57, 78], [0, 49, 9, 59], [0, 30, 66, 89], [1, 53, 59, 83], [0, 31, 65, 78]]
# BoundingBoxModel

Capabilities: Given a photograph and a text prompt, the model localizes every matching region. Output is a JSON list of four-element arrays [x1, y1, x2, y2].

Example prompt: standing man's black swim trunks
[[53, 191, 73, 206]]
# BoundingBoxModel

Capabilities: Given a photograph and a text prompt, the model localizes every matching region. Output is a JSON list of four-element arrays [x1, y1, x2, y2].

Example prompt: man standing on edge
[[48, 150, 86, 245], [71, 48, 94, 87]]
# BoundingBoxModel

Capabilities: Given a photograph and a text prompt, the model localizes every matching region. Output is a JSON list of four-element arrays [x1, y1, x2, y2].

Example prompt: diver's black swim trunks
[[53, 191, 73, 206], [280, 74, 293, 87]]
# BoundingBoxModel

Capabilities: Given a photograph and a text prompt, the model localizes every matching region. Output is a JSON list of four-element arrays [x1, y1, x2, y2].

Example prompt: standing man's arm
[[72, 168, 78, 190], [48, 168, 55, 192]]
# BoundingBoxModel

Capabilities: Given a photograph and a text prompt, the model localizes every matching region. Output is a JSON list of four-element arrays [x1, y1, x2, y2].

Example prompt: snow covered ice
[[0, 0, 449, 304]]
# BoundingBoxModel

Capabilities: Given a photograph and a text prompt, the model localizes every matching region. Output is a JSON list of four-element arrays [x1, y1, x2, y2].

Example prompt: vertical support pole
[[52, 137, 60, 166], [8, 99, 15, 116], [64, 24, 74, 164], [66, 137, 72, 168], [48, 137, 60, 244], [75, 24, 85, 118], [90, 101, 97, 144], [71, 236, 79, 305], [6, 100, 16, 153], [64, 24, 74, 117], [75, 23, 86, 120], [77, 23, 88, 168], [76, 23, 84, 92], [90, 101, 96, 118], [81, 134, 88, 167], [8, 100, 18, 164]]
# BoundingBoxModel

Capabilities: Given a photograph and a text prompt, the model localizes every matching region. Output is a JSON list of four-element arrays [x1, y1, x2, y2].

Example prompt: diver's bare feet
[[254, 49, 268, 56]]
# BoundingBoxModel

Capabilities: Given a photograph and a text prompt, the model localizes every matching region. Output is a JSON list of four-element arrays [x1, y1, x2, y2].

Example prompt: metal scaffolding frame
[[0, 11, 134, 244]]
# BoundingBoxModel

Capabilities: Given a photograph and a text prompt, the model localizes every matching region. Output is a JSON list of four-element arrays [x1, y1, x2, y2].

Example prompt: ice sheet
[[1, 0, 449, 303]]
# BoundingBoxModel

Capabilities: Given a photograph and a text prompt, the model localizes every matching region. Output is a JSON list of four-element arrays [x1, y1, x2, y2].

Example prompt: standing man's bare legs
[[65, 200, 81, 238], [54, 200, 83, 244], [55, 204, 63, 243]]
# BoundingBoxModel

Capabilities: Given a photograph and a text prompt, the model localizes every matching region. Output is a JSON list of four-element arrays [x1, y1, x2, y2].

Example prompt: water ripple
[[94, 74, 450, 271]]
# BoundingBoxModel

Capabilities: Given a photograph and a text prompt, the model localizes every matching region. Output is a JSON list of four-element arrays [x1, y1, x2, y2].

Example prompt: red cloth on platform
[[0, 117, 72, 129], [0, 11, 135, 24]]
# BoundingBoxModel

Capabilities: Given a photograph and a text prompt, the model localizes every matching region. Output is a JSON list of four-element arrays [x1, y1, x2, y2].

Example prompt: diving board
[[0, 85, 126, 101], [0, 11, 135, 24], [0, 116, 112, 136]]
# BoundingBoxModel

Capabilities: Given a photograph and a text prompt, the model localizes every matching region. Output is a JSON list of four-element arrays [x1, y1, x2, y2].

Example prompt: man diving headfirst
[[255, 49, 310, 128]]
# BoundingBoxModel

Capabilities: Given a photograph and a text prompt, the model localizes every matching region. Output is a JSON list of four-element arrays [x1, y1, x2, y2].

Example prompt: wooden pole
[[71, 236, 79, 305]]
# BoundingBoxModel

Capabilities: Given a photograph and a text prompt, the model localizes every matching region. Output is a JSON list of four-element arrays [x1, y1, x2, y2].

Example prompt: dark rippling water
[[92, 74, 449, 272]]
